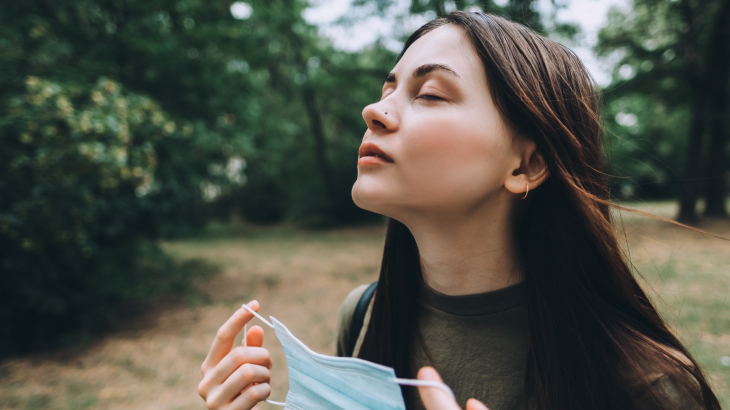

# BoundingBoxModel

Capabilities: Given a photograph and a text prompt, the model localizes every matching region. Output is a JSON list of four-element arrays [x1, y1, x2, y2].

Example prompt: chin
[[351, 177, 397, 217]]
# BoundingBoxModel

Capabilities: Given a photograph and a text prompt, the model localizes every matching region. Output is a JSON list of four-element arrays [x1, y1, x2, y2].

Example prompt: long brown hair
[[357, 12, 721, 410]]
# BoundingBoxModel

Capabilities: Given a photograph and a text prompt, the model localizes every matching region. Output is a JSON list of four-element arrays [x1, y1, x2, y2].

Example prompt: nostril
[[372, 119, 386, 129]]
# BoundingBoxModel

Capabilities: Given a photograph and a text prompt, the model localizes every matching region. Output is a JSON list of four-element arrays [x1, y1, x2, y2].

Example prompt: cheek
[[401, 111, 511, 198]]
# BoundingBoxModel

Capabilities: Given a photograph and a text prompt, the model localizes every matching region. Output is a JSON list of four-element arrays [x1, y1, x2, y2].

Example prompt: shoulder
[[337, 283, 371, 328], [630, 372, 704, 410], [623, 353, 705, 410], [334, 284, 371, 357]]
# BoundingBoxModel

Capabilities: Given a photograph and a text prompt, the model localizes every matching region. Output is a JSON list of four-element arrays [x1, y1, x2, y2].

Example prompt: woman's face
[[351, 24, 523, 220]]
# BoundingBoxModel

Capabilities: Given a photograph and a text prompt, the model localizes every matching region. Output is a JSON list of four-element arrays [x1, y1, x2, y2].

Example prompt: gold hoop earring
[[522, 184, 529, 199]]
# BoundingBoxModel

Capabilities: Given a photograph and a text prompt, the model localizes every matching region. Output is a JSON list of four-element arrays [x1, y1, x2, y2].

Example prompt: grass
[[614, 200, 730, 406], [0, 204, 728, 409]]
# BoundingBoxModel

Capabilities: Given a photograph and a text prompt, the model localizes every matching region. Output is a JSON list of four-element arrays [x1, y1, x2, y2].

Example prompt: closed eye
[[415, 94, 443, 101]]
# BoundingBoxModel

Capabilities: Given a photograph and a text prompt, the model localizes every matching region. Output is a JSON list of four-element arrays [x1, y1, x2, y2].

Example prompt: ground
[[1, 201, 729, 409]]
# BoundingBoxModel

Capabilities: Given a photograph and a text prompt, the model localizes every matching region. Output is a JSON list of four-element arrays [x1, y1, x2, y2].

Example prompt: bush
[[0, 77, 217, 357]]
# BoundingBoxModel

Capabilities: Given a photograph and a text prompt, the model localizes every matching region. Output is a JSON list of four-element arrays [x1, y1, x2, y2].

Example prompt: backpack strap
[[346, 281, 378, 358]]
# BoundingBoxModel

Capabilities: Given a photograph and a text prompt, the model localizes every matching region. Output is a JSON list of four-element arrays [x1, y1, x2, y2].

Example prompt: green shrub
[[0, 77, 216, 356]]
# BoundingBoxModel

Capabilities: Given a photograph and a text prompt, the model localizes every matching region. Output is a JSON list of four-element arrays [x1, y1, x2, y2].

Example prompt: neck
[[402, 198, 522, 296]]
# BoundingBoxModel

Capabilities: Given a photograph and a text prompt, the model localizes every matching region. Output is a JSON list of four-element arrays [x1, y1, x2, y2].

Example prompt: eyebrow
[[383, 63, 461, 84]]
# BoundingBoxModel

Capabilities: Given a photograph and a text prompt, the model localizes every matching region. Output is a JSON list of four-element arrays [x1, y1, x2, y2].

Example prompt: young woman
[[198, 12, 722, 410]]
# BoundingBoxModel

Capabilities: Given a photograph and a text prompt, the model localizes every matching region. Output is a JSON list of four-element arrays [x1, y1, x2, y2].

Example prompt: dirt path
[[1, 206, 728, 409]]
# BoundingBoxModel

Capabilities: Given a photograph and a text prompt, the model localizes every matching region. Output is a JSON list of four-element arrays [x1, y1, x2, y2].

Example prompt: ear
[[504, 140, 549, 197]]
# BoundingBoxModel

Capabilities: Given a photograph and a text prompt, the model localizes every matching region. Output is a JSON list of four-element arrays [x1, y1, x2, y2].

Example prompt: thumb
[[417, 367, 460, 410], [244, 325, 265, 347], [466, 398, 489, 410]]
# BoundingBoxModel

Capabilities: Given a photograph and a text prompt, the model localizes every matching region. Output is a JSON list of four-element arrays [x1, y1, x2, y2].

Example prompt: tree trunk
[[703, 126, 730, 217], [282, 2, 338, 208], [676, 0, 706, 223], [301, 85, 337, 204], [677, 99, 706, 223], [702, 0, 730, 217]]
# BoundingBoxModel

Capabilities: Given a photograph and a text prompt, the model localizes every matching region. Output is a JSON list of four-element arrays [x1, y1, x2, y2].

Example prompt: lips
[[358, 142, 393, 163]]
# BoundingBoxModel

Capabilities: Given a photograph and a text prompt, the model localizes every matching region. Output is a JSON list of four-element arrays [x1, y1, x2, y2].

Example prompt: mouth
[[358, 142, 394, 163]]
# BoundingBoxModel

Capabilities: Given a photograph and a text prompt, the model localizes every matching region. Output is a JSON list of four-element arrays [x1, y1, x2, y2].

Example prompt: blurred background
[[1, 0, 729, 409]]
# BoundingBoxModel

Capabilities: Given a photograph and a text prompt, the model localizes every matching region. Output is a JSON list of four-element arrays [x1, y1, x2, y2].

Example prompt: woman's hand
[[198, 301, 273, 410], [418, 367, 489, 410]]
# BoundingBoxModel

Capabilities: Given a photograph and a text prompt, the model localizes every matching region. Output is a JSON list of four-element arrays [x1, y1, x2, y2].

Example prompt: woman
[[198, 12, 722, 410]]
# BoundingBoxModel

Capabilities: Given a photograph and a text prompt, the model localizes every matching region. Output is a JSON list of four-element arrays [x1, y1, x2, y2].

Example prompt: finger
[[206, 364, 270, 409], [244, 325, 265, 348], [227, 382, 271, 410], [417, 367, 460, 410], [204, 300, 260, 369], [466, 398, 489, 410], [207, 346, 273, 387]]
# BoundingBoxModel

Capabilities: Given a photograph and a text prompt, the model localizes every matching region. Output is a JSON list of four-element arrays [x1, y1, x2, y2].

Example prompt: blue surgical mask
[[242, 304, 454, 409]]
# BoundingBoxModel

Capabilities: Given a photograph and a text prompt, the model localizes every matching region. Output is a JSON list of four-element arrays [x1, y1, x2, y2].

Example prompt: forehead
[[393, 24, 485, 85]]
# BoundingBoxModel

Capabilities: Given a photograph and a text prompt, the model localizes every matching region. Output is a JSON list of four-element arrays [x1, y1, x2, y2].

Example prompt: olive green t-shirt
[[335, 282, 703, 410]]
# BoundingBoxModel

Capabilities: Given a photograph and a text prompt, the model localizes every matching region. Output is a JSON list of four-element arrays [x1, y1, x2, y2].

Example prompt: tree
[[0, 0, 394, 353], [1, 0, 397, 228], [701, 0, 730, 217], [227, 0, 392, 225], [401, 0, 545, 31], [596, 0, 730, 222], [0, 0, 254, 234]]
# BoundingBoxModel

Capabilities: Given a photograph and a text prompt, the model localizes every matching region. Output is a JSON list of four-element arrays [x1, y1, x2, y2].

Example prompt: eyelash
[[415, 94, 443, 101]]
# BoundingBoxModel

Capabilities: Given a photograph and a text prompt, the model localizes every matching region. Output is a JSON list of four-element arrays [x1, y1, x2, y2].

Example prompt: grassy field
[[0, 201, 729, 410]]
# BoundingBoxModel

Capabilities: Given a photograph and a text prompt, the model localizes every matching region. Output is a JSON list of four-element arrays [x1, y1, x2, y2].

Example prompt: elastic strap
[[241, 304, 274, 328], [392, 378, 456, 400], [241, 304, 283, 406], [346, 281, 378, 357]]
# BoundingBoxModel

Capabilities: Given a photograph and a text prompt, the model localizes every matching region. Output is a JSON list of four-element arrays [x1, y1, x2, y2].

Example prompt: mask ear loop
[[241, 304, 286, 407], [392, 378, 456, 401], [242, 304, 274, 328]]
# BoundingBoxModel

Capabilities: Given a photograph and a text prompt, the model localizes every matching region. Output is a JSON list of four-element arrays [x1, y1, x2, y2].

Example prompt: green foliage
[[603, 94, 692, 198], [0, 0, 245, 232], [596, 0, 729, 200], [219, 0, 393, 225], [0, 76, 219, 356], [0, 0, 390, 353], [355, 0, 545, 32], [597, 0, 686, 198]]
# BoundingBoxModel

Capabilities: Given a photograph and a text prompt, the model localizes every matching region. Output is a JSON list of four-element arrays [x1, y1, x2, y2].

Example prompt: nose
[[362, 101, 398, 134]]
